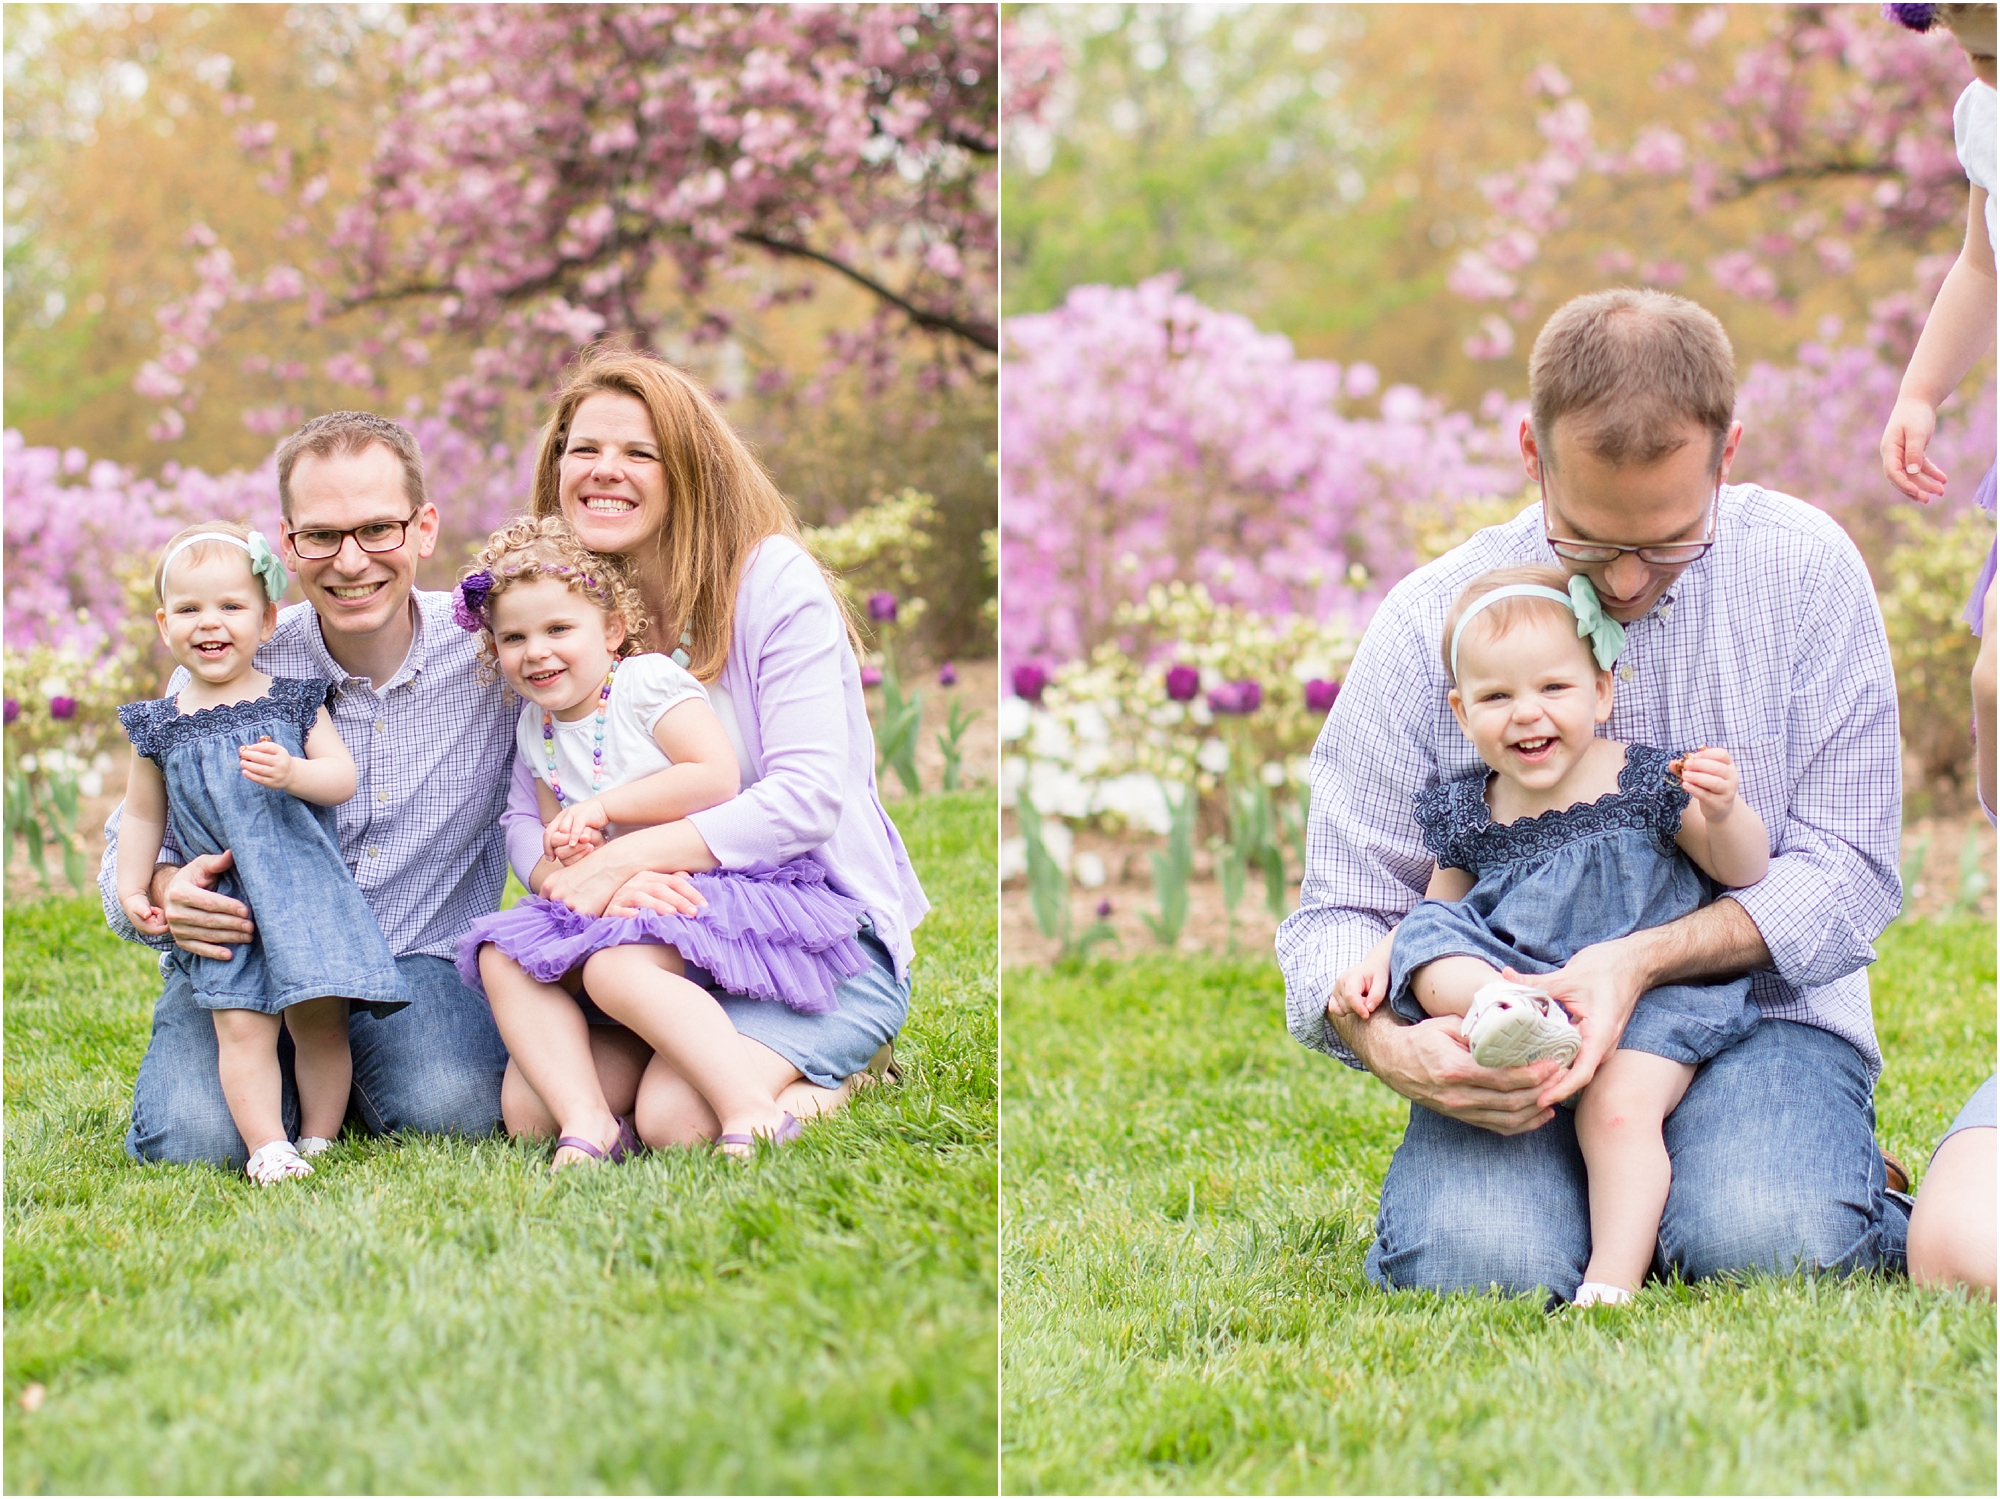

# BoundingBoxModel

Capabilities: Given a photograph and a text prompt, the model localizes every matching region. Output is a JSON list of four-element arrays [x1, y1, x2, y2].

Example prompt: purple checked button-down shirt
[[1274, 484, 1902, 1078]]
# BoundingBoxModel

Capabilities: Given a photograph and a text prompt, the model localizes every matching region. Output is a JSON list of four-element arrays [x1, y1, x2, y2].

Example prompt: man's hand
[[160, 850, 255, 959], [1880, 395, 1947, 503], [1326, 1002, 1560, 1136], [238, 736, 297, 792], [603, 872, 705, 919], [1512, 939, 1648, 1109]]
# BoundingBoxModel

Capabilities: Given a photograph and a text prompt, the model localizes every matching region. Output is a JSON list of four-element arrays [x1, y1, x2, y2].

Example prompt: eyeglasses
[[285, 512, 421, 560], [1539, 476, 1721, 566]]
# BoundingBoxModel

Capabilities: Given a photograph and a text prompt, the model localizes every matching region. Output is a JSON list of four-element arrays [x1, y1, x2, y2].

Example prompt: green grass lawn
[[1002, 919, 1997, 1495], [4, 792, 996, 1496]]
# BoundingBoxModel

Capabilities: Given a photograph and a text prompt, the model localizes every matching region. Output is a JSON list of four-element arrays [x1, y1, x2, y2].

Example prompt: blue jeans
[[1365, 1019, 1909, 1299], [126, 953, 509, 1168]]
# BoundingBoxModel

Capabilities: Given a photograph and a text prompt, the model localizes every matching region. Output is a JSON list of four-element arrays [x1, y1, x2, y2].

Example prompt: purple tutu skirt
[[456, 860, 870, 1016]]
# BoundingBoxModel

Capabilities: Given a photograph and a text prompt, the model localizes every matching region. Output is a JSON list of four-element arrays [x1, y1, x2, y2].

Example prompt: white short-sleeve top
[[515, 651, 709, 832], [1954, 79, 1996, 250]]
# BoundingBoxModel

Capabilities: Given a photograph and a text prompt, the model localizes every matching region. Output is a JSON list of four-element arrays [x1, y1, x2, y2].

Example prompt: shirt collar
[[302, 594, 427, 688]]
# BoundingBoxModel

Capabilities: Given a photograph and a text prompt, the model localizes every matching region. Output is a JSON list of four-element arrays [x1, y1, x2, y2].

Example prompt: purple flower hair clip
[[454, 570, 495, 632], [1882, 3, 1941, 31]]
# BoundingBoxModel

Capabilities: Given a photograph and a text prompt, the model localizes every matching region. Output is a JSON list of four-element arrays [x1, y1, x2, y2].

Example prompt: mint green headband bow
[[1448, 574, 1625, 678], [159, 529, 290, 604]]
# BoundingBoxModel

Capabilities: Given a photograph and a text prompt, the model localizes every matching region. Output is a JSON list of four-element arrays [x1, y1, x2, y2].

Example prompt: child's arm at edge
[[115, 753, 172, 934], [1674, 746, 1770, 889]]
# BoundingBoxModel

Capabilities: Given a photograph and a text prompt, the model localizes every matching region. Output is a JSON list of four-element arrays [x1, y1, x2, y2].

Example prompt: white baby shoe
[[1571, 1281, 1635, 1307], [296, 1136, 335, 1159], [245, 1140, 314, 1185], [1462, 980, 1580, 1068]]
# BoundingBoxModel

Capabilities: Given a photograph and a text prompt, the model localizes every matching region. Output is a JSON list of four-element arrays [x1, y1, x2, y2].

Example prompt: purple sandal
[[553, 1115, 641, 1169], [717, 1111, 802, 1156]]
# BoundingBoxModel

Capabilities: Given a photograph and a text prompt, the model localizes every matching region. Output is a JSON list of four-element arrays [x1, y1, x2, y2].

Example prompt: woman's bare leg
[[501, 1027, 651, 1140], [480, 946, 617, 1168], [212, 1008, 287, 1155], [582, 944, 792, 1149], [284, 997, 352, 1143], [1574, 1051, 1696, 1294], [1909, 1127, 1997, 1299], [632, 1033, 848, 1149]]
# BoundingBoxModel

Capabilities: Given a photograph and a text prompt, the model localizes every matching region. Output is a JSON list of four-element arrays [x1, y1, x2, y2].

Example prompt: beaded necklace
[[542, 656, 618, 807]]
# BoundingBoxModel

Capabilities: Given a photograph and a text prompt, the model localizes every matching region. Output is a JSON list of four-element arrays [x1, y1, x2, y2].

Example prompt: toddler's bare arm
[[1674, 747, 1769, 888], [116, 753, 172, 934], [239, 708, 357, 806]]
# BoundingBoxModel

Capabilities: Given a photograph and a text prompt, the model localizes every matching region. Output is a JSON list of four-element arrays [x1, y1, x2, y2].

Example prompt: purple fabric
[[502, 535, 928, 980], [457, 859, 870, 1015], [1966, 462, 1997, 636]]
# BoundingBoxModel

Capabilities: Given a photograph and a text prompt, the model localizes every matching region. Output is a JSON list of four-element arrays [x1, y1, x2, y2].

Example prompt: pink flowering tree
[[1447, 6, 1974, 361], [1000, 276, 1526, 673], [137, 3, 997, 440]]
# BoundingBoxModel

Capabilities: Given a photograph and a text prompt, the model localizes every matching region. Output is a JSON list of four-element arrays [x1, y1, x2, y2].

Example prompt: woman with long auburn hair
[[490, 345, 927, 1154]]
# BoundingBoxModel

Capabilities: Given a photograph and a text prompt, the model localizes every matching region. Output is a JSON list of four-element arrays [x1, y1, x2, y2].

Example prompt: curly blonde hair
[[458, 514, 654, 684]]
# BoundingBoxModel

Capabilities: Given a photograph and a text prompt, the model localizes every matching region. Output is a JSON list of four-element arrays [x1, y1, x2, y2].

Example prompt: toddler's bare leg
[[1411, 955, 1505, 1018], [480, 946, 618, 1166], [582, 944, 785, 1147], [1575, 1050, 1697, 1294], [284, 997, 351, 1143], [633, 1044, 851, 1149], [212, 1008, 287, 1155], [502, 1028, 651, 1141]]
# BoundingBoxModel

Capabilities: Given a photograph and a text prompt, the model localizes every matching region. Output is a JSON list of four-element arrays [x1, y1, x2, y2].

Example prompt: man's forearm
[[1622, 896, 1771, 988]]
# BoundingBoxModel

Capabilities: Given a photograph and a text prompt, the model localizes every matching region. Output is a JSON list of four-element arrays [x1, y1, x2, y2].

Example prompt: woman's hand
[[537, 820, 715, 917], [604, 872, 706, 919], [1881, 394, 1947, 503]]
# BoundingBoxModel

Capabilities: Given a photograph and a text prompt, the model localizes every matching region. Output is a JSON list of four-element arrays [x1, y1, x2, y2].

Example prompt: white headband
[[1449, 578, 1625, 679], [159, 530, 289, 603]]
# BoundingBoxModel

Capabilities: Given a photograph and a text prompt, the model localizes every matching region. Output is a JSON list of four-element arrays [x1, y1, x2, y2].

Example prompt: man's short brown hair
[[1528, 288, 1736, 473], [274, 411, 428, 521]]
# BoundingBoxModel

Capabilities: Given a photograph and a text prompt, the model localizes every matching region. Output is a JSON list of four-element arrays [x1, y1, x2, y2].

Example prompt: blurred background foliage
[[1002, 2, 1976, 409], [4, 3, 996, 663]]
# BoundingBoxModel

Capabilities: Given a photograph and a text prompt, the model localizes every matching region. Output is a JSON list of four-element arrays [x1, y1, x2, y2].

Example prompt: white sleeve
[[620, 652, 710, 734]]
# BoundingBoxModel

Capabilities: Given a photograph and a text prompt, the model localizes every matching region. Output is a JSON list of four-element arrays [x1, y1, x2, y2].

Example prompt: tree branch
[[734, 231, 997, 351]]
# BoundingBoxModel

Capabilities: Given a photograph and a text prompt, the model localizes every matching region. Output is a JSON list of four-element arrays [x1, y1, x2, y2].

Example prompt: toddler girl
[[451, 516, 870, 1166], [1342, 565, 1770, 1306], [117, 522, 410, 1185]]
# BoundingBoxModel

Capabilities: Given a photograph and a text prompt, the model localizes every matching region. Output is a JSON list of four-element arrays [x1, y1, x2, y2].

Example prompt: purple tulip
[[1095, 898, 1114, 919], [1207, 679, 1262, 715], [49, 697, 77, 721], [1305, 678, 1341, 715], [1013, 662, 1049, 703], [937, 661, 958, 687], [861, 665, 884, 688], [1882, 3, 1940, 30], [1163, 664, 1200, 702], [867, 591, 899, 623], [2, 699, 17, 726]]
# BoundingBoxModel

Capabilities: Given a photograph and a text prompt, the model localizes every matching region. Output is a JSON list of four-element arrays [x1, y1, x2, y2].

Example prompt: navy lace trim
[[1413, 743, 1689, 871], [118, 677, 332, 761]]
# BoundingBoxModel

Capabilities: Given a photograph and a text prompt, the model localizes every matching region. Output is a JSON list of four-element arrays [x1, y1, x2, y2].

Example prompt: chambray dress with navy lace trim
[[1386, 742, 1757, 1066], [118, 678, 410, 1017]]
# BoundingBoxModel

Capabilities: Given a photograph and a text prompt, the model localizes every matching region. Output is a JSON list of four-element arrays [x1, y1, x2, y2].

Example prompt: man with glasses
[[1277, 289, 1906, 1297], [101, 411, 517, 1167]]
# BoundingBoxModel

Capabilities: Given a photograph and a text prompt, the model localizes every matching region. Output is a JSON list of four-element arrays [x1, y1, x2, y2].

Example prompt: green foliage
[[874, 664, 925, 799], [1879, 505, 1994, 791], [1003, 921, 1996, 1494], [1143, 783, 1196, 949], [3, 759, 85, 892], [937, 699, 981, 793], [1017, 787, 1115, 964], [4, 793, 997, 1494]]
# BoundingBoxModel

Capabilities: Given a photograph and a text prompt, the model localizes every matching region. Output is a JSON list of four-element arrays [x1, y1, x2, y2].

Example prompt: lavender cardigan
[[501, 535, 929, 981]]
